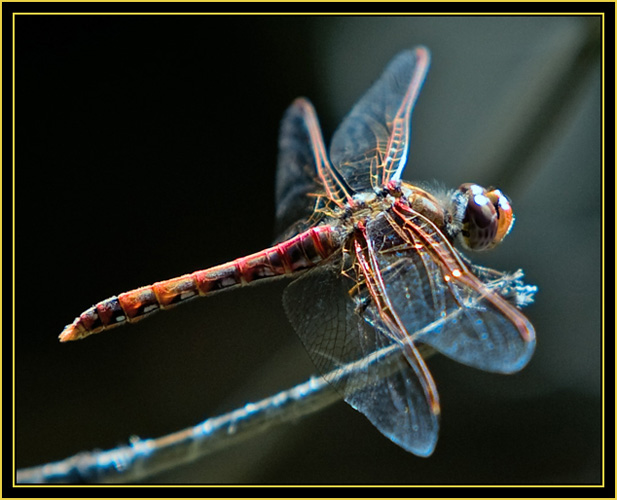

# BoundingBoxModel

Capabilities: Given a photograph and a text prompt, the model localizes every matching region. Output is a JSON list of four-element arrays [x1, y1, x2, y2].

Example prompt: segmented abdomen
[[60, 225, 340, 341]]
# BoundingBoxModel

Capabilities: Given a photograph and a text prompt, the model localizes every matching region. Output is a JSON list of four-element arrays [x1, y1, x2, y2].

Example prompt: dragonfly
[[59, 46, 536, 457]]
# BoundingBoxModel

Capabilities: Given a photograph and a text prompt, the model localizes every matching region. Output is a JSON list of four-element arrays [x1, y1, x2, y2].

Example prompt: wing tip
[[396, 45, 431, 69], [391, 432, 438, 457]]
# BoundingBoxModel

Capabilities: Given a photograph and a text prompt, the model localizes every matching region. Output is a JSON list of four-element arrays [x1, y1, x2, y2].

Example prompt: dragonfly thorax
[[335, 183, 452, 249], [397, 182, 447, 229], [341, 188, 400, 230]]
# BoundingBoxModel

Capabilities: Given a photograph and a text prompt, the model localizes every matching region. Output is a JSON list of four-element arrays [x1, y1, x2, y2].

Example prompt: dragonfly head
[[453, 183, 515, 252]]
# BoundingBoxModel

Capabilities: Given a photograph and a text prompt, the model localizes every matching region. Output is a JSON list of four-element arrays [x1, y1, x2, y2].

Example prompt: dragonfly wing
[[366, 211, 536, 374], [329, 47, 430, 191], [275, 98, 325, 239], [283, 259, 439, 456]]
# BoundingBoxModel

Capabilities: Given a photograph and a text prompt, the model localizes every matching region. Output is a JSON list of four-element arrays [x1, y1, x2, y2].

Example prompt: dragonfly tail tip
[[58, 324, 80, 342]]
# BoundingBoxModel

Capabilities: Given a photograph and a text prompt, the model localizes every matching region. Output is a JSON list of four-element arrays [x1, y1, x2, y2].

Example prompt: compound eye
[[486, 188, 515, 244], [457, 184, 514, 251]]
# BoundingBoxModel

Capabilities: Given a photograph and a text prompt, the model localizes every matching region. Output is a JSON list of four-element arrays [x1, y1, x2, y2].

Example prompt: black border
[[4, 1, 614, 496]]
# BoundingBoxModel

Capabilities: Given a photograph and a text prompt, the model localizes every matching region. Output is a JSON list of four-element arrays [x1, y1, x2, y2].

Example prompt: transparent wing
[[366, 210, 536, 374], [275, 98, 352, 241], [283, 258, 439, 456], [274, 98, 325, 239], [329, 47, 430, 192]]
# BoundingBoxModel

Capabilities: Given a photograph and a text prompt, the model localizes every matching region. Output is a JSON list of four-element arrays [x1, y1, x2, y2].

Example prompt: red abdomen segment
[[59, 225, 340, 342]]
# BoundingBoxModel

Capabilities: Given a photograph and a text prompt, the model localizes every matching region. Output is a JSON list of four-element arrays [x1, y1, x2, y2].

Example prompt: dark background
[[14, 14, 604, 484]]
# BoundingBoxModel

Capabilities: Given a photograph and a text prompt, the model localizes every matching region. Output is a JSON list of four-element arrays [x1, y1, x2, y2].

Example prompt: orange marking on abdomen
[[118, 287, 160, 321], [151, 276, 199, 308]]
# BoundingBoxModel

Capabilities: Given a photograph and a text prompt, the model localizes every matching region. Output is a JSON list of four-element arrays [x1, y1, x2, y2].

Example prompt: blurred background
[[15, 15, 603, 484]]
